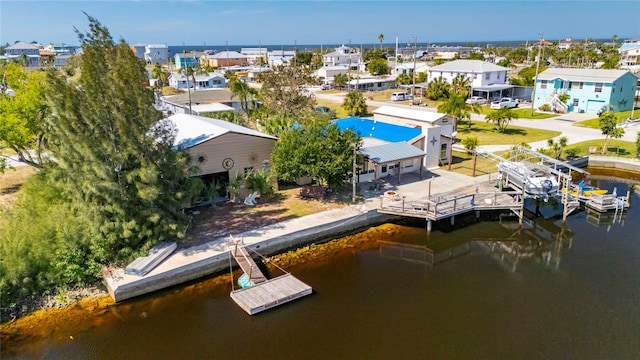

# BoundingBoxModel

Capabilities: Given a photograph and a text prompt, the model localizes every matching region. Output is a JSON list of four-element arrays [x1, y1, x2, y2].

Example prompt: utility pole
[[347, 39, 352, 92], [412, 36, 417, 103], [530, 32, 543, 117], [352, 142, 357, 203]]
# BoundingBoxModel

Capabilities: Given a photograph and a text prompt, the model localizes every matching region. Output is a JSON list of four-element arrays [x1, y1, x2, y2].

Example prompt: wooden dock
[[230, 274, 312, 315], [377, 181, 523, 223], [230, 243, 312, 315]]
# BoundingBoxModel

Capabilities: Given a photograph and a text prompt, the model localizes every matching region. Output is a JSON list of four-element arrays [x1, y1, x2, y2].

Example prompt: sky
[[1, 0, 639, 47]]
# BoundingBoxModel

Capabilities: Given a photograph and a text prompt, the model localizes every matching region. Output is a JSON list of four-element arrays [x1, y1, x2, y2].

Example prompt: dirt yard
[[0, 166, 38, 209], [179, 185, 353, 248]]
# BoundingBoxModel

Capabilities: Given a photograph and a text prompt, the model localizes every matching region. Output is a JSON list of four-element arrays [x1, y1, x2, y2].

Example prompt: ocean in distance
[[168, 38, 611, 55]]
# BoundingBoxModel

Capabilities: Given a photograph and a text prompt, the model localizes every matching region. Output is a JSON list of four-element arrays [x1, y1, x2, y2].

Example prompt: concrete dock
[[104, 169, 498, 303]]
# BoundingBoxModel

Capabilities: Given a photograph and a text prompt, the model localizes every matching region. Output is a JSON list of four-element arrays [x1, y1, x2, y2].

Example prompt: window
[[485, 73, 490, 80], [569, 81, 583, 89], [595, 83, 603, 93], [573, 98, 579, 106], [381, 165, 388, 173], [540, 80, 548, 89]]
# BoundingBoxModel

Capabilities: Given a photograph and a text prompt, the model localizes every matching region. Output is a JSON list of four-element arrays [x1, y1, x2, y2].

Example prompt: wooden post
[[519, 188, 525, 225], [402, 196, 406, 212], [472, 150, 477, 177], [447, 138, 453, 170], [428, 178, 432, 199]]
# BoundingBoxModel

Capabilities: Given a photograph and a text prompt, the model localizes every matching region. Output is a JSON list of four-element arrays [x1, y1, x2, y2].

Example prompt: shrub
[[565, 147, 580, 159], [461, 136, 479, 152], [538, 104, 551, 112]]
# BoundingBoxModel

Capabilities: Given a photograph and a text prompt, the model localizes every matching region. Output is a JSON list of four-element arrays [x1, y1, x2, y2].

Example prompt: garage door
[[586, 100, 606, 114]]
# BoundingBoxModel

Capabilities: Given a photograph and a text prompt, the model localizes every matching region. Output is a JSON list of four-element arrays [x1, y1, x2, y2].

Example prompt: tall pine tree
[[45, 16, 191, 261]]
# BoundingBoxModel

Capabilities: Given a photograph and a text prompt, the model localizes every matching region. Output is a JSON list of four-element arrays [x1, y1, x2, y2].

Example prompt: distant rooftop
[[538, 68, 637, 82], [429, 59, 508, 73]]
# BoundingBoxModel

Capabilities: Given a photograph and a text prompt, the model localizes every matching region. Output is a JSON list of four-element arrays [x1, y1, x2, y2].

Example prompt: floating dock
[[229, 243, 312, 315]]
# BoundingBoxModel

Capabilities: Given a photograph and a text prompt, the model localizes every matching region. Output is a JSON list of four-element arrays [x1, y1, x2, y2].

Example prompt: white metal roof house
[[428, 59, 509, 88], [168, 113, 277, 180], [168, 72, 226, 90], [241, 48, 268, 64], [348, 77, 397, 92], [532, 68, 638, 114], [322, 45, 362, 67], [373, 106, 454, 169]]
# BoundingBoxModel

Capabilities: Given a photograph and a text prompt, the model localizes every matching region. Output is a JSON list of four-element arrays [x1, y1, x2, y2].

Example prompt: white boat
[[498, 161, 559, 197]]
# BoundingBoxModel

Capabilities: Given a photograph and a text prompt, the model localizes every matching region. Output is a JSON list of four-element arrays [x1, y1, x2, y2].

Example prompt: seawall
[[569, 155, 640, 173], [105, 206, 397, 302]]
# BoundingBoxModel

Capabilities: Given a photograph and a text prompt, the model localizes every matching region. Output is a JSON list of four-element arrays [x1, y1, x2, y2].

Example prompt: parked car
[[465, 96, 487, 105], [391, 92, 408, 101], [490, 97, 518, 109]]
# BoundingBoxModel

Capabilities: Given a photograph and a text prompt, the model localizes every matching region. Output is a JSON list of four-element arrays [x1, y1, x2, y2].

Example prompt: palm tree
[[450, 74, 471, 97], [426, 76, 450, 100], [485, 107, 515, 133], [378, 33, 384, 50], [547, 136, 568, 159], [152, 63, 168, 87], [228, 78, 258, 117], [437, 93, 480, 131], [342, 91, 368, 116]]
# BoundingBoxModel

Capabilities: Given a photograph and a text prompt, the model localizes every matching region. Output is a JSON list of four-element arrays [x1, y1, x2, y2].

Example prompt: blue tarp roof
[[334, 117, 421, 142]]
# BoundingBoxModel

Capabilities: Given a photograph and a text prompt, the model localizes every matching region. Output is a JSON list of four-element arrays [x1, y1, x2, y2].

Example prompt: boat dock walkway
[[377, 181, 524, 227], [229, 242, 313, 315]]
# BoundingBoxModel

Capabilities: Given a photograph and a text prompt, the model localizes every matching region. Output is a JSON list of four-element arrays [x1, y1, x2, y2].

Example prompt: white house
[[144, 44, 169, 64], [131, 44, 147, 59], [428, 60, 509, 88], [168, 72, 226, 90], [241, 48, 268, 65], [267, 50, 295, 66], [619, 44, 640, 72], [314, 65, 349, 85], [372, 106, 454, 169], [348, 77, 397, 92], [558, 38, 582, 50], [322, 45, 362, 67]]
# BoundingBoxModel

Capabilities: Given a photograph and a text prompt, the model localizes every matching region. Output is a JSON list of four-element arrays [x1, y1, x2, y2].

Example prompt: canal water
[[3, 179, 639, 359]]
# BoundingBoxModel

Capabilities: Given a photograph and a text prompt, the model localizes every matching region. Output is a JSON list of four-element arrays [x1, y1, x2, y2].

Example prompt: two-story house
[[174, 52, 204, 70], [144, 44, 169, 64], [267, 50, 295, 66], [427, 60, 511, 99], [322, 45, 362, 68], [4, 41, 41, 67], [533, 68, 638, 114]]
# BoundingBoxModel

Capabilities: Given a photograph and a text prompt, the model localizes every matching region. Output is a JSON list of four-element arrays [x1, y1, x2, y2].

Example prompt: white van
[[391, 92, 407, 101]]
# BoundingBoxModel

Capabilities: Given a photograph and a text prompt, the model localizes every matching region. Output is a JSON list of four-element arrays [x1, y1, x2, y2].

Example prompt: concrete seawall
[[569, 156, 640, 174], [105, 207, 397, 302]]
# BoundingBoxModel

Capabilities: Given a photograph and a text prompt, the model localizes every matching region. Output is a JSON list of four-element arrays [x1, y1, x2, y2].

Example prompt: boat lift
[[478, 146, 588, 221]]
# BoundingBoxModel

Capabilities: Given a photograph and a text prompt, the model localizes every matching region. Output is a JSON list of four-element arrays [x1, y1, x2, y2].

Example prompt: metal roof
[[168, 113, 276, 149], [335, 117, 422, 142], [6, 41, 38, 50], [537, 68, 636, 83], [373, 106, 447, 124], [210, 51, 248, 59], [164, 89, 232, 105], [429, 59, 508, 73], [473, 84, 514, 92], [361, 142, 426, 164], [190, 103, 235, 114]]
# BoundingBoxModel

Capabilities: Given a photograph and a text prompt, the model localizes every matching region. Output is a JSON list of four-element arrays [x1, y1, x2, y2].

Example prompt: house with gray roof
[[168, 72, 226, 90], [4, 41, 40, 66], [533, 68, 638, 114]]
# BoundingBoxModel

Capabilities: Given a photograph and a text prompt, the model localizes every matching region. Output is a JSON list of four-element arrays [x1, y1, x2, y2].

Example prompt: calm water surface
[[4, 180, 639, 359]]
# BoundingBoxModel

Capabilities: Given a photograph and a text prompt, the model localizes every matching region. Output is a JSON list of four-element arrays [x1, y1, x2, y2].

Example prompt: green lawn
[[456, 121, 561, 145], [573, 107, 639, 129], [447, 150, 498, 177], [477, 106, 557, 119], [564, 139, 638, 159]]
